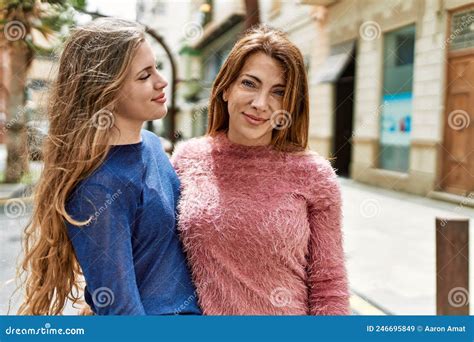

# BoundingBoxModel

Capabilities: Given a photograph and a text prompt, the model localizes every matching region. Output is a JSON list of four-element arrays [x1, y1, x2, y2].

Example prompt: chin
[[151, 106, 168, 120], [240, 128, 270, 142]]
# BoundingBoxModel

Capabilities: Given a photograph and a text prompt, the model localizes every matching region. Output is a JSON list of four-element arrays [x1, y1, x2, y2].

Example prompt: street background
[[0, 0, 473, 316]]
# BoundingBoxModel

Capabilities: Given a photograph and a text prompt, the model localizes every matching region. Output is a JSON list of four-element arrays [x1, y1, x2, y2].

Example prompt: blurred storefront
[[292, 0, 473, 199]]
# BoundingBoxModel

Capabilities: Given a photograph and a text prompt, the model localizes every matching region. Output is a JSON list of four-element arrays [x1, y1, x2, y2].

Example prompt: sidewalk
[[341, 177, 474, 315]]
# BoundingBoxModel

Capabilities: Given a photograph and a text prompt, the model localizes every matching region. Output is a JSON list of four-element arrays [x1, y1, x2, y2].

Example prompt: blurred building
[[285, 0, 473, 199], [27, 55, 56, 119]]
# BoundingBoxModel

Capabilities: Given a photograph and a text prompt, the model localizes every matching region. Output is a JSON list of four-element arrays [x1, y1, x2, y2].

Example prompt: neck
[[110, 116, 143, 145], [227, 129, 271, 147]]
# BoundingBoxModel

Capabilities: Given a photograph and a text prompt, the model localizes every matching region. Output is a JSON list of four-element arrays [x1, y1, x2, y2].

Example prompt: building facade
[[264, 0, 473, 199]]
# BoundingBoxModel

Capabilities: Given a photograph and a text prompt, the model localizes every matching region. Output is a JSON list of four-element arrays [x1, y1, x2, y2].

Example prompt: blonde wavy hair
[[15, 17, 145, 315]]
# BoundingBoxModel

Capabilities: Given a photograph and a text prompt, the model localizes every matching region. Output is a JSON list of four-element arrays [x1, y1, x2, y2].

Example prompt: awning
[[314, 40, 355, 84]]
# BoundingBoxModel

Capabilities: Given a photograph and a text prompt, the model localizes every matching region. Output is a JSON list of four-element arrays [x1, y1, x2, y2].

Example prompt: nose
[[251, 91, 269, 112], [154, 72, 168, 90]]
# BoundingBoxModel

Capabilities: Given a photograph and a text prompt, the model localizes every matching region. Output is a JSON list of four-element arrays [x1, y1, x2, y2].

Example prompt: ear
[[222, 89, 228, 102]]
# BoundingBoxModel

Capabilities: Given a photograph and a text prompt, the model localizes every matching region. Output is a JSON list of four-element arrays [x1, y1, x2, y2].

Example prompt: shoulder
[[287, 150, 340, 207], [171, 135, 212, 165], [288, 150, 337, 182], [141, 129, 164, 150]]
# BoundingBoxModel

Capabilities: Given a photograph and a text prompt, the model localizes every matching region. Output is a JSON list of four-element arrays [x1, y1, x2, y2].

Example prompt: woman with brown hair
[[171, 25, 350, 315], [17, 18, 200, 315]]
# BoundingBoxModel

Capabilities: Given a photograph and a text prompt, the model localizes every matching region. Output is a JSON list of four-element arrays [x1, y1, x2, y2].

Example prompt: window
[[450, 9, 474, 51], [379, 25, 415, 173]]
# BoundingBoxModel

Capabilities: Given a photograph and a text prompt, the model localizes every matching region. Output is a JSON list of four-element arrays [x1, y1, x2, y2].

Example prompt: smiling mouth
[[242, 112, 269, 122], [151, 93, 165, 101], [151, 93, 166, 103]]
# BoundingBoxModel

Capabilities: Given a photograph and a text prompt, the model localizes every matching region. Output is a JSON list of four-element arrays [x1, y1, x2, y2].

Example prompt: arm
[[65, 182, 146, 315], [306, 158, 350, 315]]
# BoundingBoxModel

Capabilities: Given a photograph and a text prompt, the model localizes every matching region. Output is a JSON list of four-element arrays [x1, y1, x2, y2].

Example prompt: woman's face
[[223, 52, 286, 146], [115, 40, 168, 125]]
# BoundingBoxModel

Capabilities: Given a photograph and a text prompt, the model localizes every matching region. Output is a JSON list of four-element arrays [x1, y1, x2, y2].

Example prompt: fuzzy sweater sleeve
[[305, 155, 350, 315]]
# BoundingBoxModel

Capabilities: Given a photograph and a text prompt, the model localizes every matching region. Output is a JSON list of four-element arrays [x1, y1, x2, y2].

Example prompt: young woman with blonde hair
[[17, 18, 200, 315], [171, 25, 350, 315]]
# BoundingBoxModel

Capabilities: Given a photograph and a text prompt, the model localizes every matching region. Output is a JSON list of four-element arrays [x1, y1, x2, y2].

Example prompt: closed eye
[[138, 63, 159, 81]]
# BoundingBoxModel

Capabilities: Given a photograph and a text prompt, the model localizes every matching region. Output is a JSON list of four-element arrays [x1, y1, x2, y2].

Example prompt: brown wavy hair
[[15, 18, 145, 315], [207, 25, 309, 152]]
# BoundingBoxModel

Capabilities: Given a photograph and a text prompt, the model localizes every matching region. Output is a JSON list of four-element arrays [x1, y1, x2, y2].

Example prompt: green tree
[[0, 0, 85, 183]]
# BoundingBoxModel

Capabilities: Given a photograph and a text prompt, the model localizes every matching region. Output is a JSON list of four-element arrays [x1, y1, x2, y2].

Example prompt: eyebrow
[[242, 73, 286, 88]]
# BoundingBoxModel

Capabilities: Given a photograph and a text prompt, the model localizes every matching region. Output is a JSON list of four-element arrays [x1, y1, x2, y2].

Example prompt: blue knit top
[[65, 130, 201, 315]]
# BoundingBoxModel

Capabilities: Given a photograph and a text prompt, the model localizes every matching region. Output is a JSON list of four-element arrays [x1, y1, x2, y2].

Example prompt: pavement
[[341, 177, 474, 315]]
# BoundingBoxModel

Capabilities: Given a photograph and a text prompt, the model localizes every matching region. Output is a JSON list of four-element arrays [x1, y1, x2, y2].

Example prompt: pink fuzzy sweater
[[171, 132, 350, 315]]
